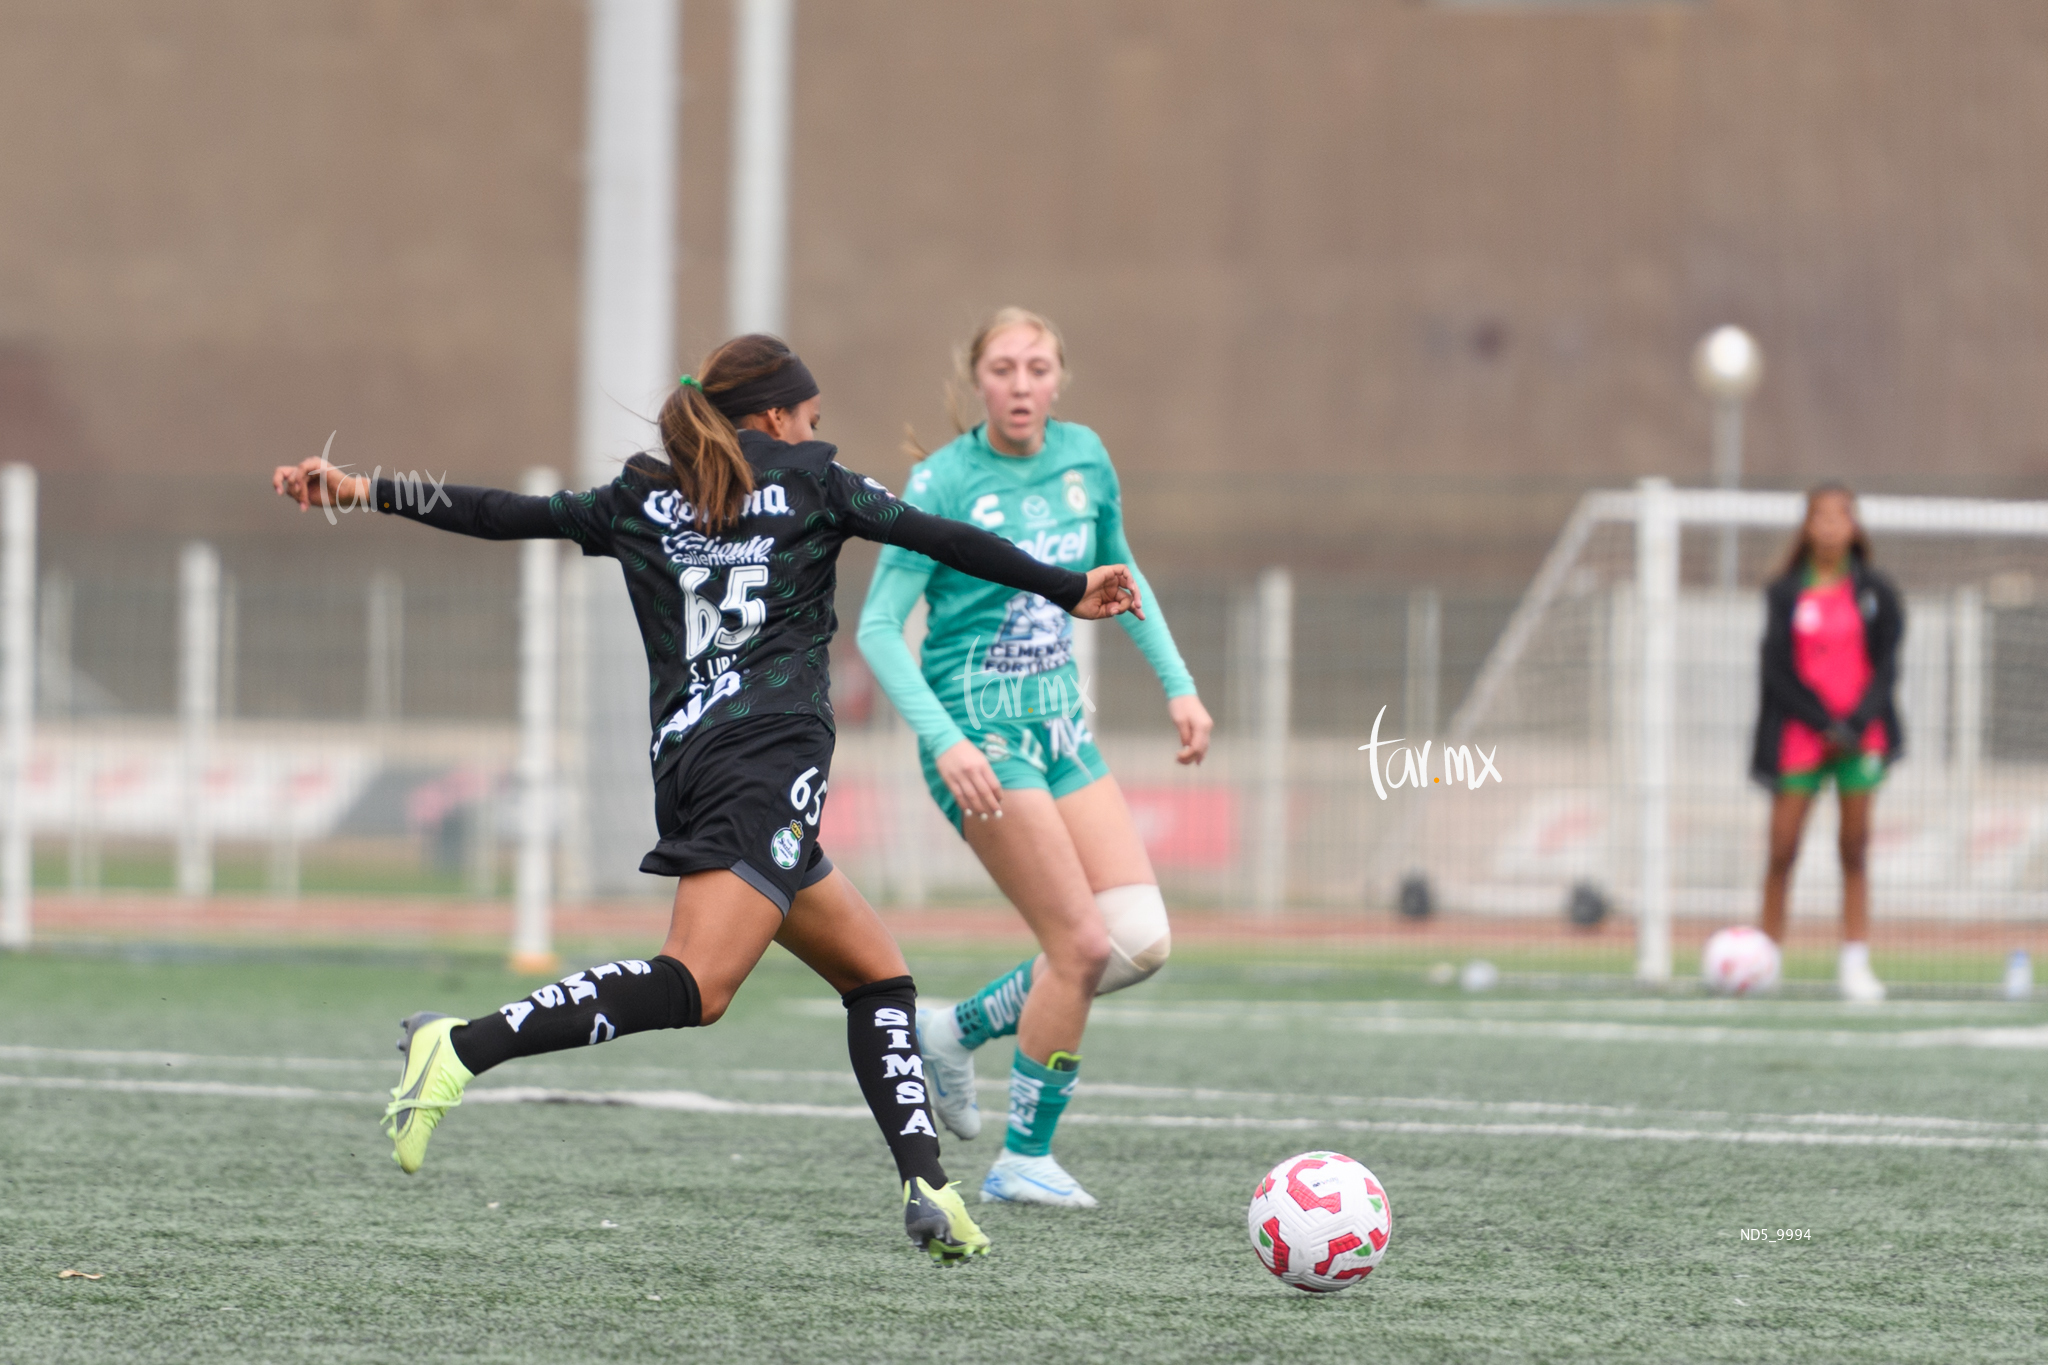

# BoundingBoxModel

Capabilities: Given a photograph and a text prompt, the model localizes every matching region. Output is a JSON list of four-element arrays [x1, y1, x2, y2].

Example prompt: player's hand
[[1168, 694, 1213, 766], [935, 740, 1005, 822], [272, 457, 367, 511], [1073, 565, 1144, 621]]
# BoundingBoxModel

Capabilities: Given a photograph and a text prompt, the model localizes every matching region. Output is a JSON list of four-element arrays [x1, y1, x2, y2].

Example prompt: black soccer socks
[[843, 976, 947, 1189], [448, 955, 702, 1076]]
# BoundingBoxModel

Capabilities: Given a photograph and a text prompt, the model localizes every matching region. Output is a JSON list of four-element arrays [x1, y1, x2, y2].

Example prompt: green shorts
[[1780, 748, 1888, 795], [921, 714, 1110, 830]]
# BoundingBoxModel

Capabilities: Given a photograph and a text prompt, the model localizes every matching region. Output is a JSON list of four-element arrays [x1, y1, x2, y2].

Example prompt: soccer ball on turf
[[1246, 1151, 1391, 1292], [1702, 925, 1781, 995]]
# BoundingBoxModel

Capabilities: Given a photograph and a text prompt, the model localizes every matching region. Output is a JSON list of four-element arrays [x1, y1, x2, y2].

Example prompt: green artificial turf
[[4, 946, 2047, 1363]]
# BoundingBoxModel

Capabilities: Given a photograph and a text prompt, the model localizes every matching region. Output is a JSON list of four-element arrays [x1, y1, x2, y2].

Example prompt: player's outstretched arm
[[272, 456, 364, 509], [852, 490, 1142, 620], [1095, 486, 1201, 759], [1071, 565, 1145, 622], [271, 457, 563, 540]]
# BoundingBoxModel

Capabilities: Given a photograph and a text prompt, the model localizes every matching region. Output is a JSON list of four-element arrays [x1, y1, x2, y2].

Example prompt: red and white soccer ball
[[1702, 925, 1782, 995], [1247, 1151, 1391, 1292]]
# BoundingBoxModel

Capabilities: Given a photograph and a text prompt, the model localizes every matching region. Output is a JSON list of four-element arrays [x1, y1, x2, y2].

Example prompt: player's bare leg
[[385, 871, 772, 1173], [964, 790, 1108, 1062], [952, 790, 1108, 1205], [779, 869, 988, 1261], [1835, 792, 1885, 1001], [1760, 790, 1812, 945]]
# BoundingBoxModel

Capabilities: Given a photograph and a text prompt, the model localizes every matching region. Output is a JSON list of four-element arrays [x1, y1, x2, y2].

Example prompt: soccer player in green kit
[[859, 308, 1213, 1207]]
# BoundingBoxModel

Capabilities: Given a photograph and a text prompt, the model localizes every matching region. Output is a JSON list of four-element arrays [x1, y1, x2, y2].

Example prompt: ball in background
[[1247, 1151, 1391, 1292], [1702, 925, 1782, 995]]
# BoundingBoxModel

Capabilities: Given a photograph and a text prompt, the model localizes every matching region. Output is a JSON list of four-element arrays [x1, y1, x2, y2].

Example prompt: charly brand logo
[[1358, 705, 1502, 801], [310, 433, 452, 526]]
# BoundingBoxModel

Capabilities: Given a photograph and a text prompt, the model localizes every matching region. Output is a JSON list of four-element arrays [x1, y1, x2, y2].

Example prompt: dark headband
[[708, 355, 820, 422]]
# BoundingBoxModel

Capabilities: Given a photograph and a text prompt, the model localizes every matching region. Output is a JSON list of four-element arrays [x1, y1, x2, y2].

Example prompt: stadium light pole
[[177, 542, 220, 900], [513, 468, 562, 975], [728, 0, 794, 336], [1251, 567, 1293, 915], [0, 466, 34, 950], [573, 0, 679, 898], [1634, 478, 1678, 984], [1692, 325, 1763, 590]]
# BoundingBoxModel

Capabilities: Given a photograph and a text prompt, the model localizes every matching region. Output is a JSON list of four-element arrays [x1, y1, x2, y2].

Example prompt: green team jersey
[[859, 420, 1195, 756]]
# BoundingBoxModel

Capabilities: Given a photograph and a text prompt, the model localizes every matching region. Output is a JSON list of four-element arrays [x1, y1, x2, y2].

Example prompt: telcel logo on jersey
[[1014, 527, 1091, 566], [1358, 705, 1502, 800]]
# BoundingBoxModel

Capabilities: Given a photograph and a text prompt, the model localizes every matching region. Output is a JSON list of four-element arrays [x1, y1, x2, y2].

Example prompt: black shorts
[[639, 713, 836, 915]]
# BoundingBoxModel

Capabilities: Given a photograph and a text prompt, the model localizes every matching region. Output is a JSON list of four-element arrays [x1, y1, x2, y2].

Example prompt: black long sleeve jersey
[[376, 430, 1089, 774]]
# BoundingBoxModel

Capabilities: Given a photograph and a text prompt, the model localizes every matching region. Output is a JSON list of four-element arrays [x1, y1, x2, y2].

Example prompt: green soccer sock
[[1003, 1048, 1080, 1157], [952, 958, 1034, 1051]]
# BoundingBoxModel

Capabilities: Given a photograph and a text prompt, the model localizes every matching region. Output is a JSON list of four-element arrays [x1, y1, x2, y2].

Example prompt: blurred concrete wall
[[4, 0, 2048, 585]]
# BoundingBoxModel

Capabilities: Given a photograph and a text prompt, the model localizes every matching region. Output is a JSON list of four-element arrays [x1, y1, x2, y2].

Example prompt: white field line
[[1060, 1114, 2048, 1151], [728, 1070, 2048, 1135], [0, 1044, 389, 1071], [464, 1087, 863, 1121], [809, 996, 2048, 1021], [1083, 1005, 2048, 1051], [0, 1073, 378, 1102], [10, 1048, 2043, 1136], [789, 998, 2048, 1048], [8, 1071, 2048, 1152]]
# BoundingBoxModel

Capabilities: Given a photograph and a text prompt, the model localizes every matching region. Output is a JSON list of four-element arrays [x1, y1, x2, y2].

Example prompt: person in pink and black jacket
[[1750, 483, 1904, 1002]]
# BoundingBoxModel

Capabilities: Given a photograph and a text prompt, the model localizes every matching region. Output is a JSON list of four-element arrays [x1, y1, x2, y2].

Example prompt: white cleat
[[917, 1006, 981, 1140], [1839, 960, 1887, 1004], [980, 1150, 1099, 1209]]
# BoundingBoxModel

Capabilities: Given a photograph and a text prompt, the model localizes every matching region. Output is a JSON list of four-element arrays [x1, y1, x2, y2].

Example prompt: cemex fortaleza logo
[[1358, 705, 1501, 801], [309, 432, 453, 527], [943, 624, 1098, 773]]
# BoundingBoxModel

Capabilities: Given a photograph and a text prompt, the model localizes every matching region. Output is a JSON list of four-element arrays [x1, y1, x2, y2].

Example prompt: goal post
[[1428, 479, 2048, 987], [511, 467, 564, 976]]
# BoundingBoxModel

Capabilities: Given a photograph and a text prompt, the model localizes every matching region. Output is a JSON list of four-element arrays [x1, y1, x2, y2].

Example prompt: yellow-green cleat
[[903, 1177, 991, 1265], [381, 1012, 474, 1174]]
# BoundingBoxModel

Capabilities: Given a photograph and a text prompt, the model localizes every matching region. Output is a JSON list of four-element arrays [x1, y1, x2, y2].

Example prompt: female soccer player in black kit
[[271, 335, 1143, 1263]]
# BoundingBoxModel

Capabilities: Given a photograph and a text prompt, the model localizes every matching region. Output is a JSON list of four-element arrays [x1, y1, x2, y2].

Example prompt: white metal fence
[[14, 464, 2048, 989]]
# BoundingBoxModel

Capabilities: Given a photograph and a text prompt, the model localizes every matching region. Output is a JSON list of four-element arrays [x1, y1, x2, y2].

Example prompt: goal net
[[1397, 479, 2048, 989]]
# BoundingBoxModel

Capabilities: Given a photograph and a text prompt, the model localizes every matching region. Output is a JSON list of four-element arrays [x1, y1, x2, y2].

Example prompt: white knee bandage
[[1095, 883, 1171, 995]]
